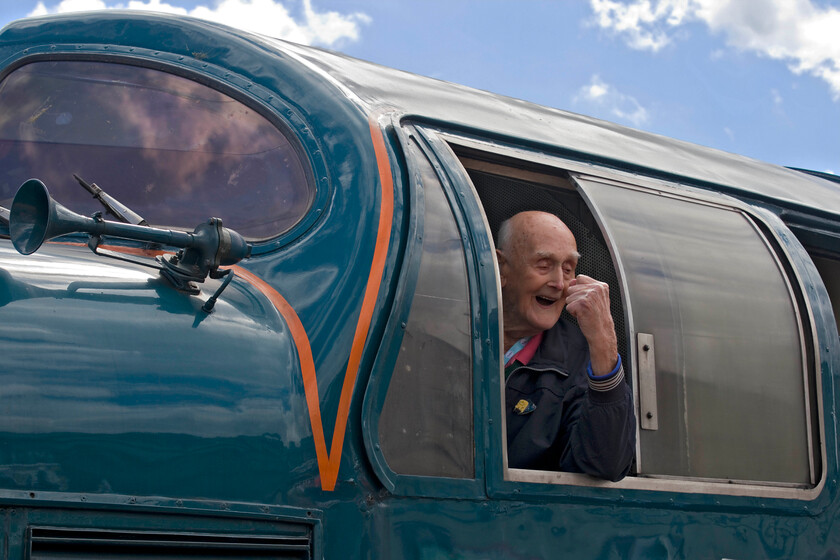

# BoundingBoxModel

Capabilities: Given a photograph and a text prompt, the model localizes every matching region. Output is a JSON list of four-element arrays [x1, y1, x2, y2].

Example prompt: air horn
[[9, 178, 252, 311]]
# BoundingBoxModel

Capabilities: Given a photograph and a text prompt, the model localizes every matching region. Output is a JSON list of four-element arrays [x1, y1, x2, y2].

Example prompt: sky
[[0, 0, 837, 175]]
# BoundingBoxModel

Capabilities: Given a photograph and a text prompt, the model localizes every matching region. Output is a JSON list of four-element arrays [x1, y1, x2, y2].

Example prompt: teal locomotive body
[[0, 10, 837, 559]]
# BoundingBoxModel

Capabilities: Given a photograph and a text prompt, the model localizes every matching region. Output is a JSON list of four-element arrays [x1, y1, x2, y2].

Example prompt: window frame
[[0, 50, 328, 254], [361, 122, 489, 499], [422, 126, 831, 509]]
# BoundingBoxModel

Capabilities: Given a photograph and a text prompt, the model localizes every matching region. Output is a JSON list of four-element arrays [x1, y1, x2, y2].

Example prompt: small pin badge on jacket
[[513, 399, 536, 415]]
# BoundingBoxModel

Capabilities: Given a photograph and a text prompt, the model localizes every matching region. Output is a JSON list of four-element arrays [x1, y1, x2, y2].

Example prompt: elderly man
[[496, 211, 635, 481]]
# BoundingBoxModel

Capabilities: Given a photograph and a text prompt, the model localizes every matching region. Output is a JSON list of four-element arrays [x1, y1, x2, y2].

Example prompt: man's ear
[[496, 249, 507, 288]]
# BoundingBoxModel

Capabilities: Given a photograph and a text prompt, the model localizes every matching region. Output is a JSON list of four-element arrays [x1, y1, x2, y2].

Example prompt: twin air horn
[[9, 178, 252, 312]]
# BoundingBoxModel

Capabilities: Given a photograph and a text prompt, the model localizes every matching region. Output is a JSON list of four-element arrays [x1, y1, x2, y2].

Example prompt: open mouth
[[535, 296, 556, 307]]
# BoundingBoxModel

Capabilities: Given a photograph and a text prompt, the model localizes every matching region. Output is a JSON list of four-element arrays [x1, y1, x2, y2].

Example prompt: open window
[[455, 155, 629, 366], [447, 139, 823, 499]]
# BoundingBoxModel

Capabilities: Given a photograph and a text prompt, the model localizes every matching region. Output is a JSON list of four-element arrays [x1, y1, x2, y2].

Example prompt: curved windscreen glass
[[378, 138, 473, 479], [0, 60, 312, 240]]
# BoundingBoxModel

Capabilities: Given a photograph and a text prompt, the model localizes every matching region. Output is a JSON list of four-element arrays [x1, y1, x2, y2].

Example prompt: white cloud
[[27, 0, 370, 47], [29, 0, 108, 15], [589, 0, 687, 52], [585, 78, 610, 99], [126, 0, 187, 14], [574, 74, 650, 126], [589, 0, 840, 100], [723, 126, 734, 141]]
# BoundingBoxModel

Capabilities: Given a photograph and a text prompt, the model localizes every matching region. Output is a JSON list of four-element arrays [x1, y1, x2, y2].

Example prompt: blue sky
[[0, 0, 838, 175]]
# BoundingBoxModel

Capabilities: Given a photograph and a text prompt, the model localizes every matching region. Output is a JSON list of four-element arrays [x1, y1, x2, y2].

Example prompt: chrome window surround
[[438, 131, 826, 501]]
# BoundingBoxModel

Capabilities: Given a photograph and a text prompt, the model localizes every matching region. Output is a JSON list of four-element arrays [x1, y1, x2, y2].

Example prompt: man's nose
[[547, 268, 566, 290]]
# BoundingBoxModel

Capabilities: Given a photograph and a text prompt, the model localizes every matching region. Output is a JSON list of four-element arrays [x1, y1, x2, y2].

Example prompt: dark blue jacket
[[505, 318, 636, 481]]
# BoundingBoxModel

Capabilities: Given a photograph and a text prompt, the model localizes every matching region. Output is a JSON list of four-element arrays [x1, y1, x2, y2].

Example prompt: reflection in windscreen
[[0, 61, 312, 239]]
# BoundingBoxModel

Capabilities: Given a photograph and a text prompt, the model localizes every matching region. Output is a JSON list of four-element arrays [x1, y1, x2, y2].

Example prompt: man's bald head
[[497, 212, 579, 262]]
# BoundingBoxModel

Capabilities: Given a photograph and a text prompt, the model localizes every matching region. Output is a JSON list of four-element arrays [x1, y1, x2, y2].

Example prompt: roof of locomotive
[[2, 10, 838, 217]]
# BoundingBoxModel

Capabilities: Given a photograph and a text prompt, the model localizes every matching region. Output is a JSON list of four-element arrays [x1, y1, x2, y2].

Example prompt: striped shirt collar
[[504, 331, 544, 367]]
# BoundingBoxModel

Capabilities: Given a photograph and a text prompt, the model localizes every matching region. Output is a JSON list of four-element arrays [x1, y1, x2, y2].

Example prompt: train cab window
[[0, 60, 312, 240], [453, 146, 819, 494], [377, 138, 473, 479]]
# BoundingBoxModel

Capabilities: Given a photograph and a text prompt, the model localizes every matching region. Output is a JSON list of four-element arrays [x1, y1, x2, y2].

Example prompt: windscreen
[[0, 60, 312, 240]]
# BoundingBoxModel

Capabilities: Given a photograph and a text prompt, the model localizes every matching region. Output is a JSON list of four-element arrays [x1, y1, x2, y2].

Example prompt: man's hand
[[565, 275, 618, 375]]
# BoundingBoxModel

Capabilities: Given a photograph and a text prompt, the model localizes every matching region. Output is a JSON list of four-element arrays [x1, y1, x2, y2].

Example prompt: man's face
[[497, 212, 579, 340]]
